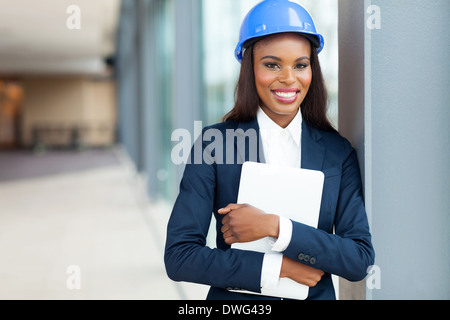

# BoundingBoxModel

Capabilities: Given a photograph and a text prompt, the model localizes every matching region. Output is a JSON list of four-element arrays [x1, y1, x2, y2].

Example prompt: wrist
[[280, 256, 291, 279], [266, 214, 280, 238]]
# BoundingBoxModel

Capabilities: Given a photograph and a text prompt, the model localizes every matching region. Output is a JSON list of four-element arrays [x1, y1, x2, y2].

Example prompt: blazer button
[[297, 253, 305, 261], [310, 257, 317, 265], [304, 255, 310, 263]]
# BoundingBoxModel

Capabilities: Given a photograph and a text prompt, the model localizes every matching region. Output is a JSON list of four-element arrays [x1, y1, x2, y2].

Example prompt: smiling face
[[253, 33, 312, 128]]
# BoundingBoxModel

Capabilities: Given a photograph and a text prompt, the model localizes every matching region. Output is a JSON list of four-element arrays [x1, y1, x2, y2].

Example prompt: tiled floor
[[0, 147, 209, 300]]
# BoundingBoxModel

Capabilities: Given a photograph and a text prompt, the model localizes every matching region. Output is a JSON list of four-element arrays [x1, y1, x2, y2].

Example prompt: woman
[[165, 0, 375, 300]]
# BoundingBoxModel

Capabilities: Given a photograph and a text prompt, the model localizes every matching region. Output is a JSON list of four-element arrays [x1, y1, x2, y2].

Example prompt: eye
[[264, 63, 280, 70], [295, 63, 309, 70]]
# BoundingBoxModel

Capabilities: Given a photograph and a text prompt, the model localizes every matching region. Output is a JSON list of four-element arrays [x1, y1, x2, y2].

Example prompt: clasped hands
[[218, 203, 324, 288]]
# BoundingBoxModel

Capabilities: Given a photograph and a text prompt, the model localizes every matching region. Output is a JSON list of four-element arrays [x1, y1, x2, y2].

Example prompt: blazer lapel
[[301, 121, 325, 171], [233, 119, 325, 168]]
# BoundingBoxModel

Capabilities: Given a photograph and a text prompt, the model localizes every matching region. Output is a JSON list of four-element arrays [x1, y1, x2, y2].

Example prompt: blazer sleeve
[[164, 138, 264, 293], [283, 142, 375, 282]]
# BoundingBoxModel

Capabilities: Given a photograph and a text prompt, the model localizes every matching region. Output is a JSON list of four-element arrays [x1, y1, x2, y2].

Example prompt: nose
[[278, 67, 295, 85]]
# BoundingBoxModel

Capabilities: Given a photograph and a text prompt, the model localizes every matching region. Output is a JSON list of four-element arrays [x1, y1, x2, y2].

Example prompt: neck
[[260, 105, 299, 128]]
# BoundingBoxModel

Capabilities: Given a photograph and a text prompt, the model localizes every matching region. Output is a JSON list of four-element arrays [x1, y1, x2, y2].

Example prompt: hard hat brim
[[236, 31, 324, 63], [243, 32, 322, 51]]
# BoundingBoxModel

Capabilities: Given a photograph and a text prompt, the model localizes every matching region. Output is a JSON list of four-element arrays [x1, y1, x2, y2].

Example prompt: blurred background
[[0, 0, 338, 201], [1, 0, 449, 300], [0, 0, 338, 300]]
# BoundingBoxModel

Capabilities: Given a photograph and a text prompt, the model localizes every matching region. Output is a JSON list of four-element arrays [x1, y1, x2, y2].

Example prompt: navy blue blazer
[[164, 118, 375, 300]]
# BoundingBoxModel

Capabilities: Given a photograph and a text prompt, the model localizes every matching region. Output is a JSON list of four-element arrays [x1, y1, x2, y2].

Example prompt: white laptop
[[230, 161, 324, 300]]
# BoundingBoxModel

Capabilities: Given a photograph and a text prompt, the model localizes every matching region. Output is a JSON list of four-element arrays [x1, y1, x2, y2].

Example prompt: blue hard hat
[[235, 0, 325, 62]]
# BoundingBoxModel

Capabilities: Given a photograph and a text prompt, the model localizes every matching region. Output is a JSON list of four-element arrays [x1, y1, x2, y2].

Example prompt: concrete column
[[339, 0, 450, 299], [368, 0, 450, 300], [338, 0, 367, 300], [173, 0, 204, 185], [116, 0, 141, 168], [137, 0, 161, 198]]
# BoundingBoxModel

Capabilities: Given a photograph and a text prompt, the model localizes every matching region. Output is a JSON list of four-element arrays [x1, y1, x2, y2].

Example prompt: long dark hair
[[223, 38, 335, 132]]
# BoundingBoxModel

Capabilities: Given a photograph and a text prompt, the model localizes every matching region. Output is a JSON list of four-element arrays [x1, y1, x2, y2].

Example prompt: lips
[[271, 88, 300, 104]]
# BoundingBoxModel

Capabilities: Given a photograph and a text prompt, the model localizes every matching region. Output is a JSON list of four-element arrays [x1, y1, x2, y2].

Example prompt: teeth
[[274, 91, 297, 98]]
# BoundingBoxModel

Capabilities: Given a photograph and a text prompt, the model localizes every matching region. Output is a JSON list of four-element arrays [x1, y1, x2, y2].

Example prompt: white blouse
[[257, 107, 300, 291]]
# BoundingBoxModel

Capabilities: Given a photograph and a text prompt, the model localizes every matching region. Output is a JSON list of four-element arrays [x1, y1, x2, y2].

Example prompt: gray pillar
[[338, 0, 367, 300], [137, 0, 160, 198], [116, 0, 142, 169], [368, 0, 450, 300], [173, 0, 204, 186], [339, 0, 450, 300], [118, 0, 177, 199]]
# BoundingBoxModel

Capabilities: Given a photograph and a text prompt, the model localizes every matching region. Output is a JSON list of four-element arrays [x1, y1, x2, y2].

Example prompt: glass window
[[202, 0, 261, 125], [156, 0, 175, 199], [151, 0, 176, 200]]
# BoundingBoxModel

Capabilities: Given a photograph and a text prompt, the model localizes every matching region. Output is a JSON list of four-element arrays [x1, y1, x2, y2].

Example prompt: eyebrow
[[260, 55, 310, 62]]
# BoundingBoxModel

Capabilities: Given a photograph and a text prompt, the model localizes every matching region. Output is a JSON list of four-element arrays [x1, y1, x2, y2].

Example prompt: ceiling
[[0, 0, 121, 77]]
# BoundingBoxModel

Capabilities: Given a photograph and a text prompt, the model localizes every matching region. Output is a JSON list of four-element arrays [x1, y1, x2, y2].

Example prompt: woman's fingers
[[219, 204, 275, 244], [218, 207, 231, 214], [280, 256, 325, 287], [221, 221, 230, 234], [218, 203, 247, 214], [222, 229, 236, 245], [223, 235, 237, 245]]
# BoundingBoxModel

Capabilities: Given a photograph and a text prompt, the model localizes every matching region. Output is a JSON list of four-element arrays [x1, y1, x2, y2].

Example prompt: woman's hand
[[280, 256, 324, 287], [218, 204, 279, 245], [219, 204, 324, 287]]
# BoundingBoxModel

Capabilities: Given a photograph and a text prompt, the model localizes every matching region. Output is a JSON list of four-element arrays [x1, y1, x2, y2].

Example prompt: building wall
[[338, 0, 367, 300], [369, 0, 450, 300], [339, 0, 450, 299], [21, 77, 116, 148], [0, 81, 23, 149]]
